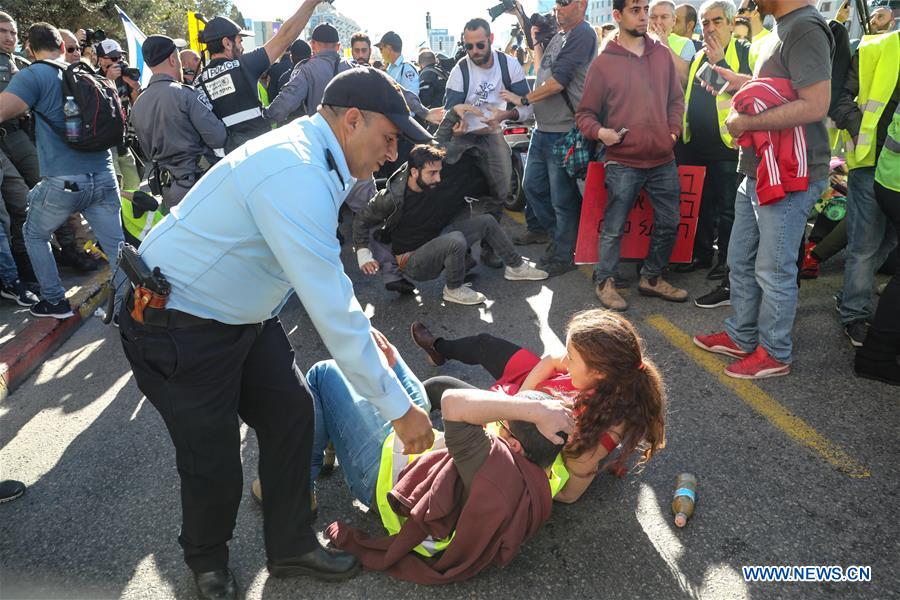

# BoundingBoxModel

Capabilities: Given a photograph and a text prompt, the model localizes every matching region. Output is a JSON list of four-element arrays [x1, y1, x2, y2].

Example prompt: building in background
[[304, 2, 363, 48], [586, 0, 614, 26]]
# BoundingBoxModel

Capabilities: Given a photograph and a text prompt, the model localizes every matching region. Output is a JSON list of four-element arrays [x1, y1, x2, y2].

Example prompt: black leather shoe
[[267, 545, 361, 581], [672, 258, 712, 273], [193, 568, 238, 600], [411, 322, 445, 366], [385, 278, 416, 294]]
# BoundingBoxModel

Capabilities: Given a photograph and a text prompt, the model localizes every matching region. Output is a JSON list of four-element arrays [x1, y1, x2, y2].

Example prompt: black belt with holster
[[124, 288, 215, 329], [148, 162, 204, 196]]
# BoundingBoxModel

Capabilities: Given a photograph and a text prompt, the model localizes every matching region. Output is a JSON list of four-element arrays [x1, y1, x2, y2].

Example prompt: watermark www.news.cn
[[742, 566, 872, 583]]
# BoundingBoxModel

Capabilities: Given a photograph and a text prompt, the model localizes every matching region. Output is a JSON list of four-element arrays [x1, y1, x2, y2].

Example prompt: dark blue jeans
[[686, 158, 739, 265], [594, 160, 681, 283], [522, 130, 581, 264]]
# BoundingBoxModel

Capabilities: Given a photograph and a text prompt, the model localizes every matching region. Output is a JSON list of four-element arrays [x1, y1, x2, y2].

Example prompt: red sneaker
[[693, 331, 751, 359], [800, 242, 820, 279], [725, 346, 791, 379]]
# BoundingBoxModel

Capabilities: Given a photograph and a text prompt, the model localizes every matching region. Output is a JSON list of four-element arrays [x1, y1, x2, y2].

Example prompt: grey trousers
[[442, 131, 512, 221], [0, 149, 29, 257], [403, 214, 522, 288]]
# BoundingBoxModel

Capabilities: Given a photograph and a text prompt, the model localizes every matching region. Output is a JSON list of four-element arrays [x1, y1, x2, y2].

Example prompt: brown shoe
[[595, 277, 629, 311], [639, 276, 689, 302], [410, 322, 446, 366]]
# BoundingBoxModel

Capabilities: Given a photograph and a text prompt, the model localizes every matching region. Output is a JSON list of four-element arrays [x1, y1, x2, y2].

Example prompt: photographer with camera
[[501, 0, 597, 276], [96, 39, 141, 105], [0, 22, 126, 319], [131, 35, 227, 210]]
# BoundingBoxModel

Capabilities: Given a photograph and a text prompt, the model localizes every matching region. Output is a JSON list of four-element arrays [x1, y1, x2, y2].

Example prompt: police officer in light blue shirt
[[377, 31, 420, 95], [118, 67, 434, 600]]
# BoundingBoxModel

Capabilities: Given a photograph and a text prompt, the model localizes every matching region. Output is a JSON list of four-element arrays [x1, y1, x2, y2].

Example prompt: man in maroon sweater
[[576, 0, 687, 311]]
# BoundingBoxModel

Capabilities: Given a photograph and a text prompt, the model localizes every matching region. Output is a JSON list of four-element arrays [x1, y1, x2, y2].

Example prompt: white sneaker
[[442, 284, 487, 305], [504, 261, 549, 281]]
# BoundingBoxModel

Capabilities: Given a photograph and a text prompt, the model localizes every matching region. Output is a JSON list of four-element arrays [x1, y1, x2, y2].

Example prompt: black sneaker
[[694, 283, 731, 309], [385, 278, 416, 295], [1, 280, 39, 307], [844, 320, 868, 348], [0, 480, 26, 503], [30, 298, 75, 319], [544, 260, 577, 277]]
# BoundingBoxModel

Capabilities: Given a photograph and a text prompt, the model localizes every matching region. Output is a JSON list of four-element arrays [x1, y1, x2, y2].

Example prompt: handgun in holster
[[119, 243, 170, 324]]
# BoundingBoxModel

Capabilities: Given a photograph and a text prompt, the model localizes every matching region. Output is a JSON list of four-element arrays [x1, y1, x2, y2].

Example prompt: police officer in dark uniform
[[131, 35, 227, 210], [196, 0, 328, 153]]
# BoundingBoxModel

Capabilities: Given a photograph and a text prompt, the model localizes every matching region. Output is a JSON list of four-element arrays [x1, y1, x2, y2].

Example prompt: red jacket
[[326, 436, 553, 584], [732, 78, 810, 204]]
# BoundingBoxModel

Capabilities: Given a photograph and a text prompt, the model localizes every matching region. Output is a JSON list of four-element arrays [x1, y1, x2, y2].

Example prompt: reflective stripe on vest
[[748, 27, 772, 72], [875, 104, 900, 192], [842, 32, 900, 170], [257, 81, 269, 107], [221, 106, 263, 127], [375, 430, 454, 558], [121, 194, 164, 242], [683, 40, 741, 148]]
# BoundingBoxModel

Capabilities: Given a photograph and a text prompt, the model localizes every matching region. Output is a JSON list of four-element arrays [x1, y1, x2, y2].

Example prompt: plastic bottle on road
[[672, 473, 697, 528], [63, 96, 82, 143]]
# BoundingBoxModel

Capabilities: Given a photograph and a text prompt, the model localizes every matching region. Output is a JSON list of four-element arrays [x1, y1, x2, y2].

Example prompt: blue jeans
[[839, 167, 897, 325], [305, 355, 430, 506], [725, 177, 827, 363], [24, 172, 126, 304], [522, 130, 581, 263], [594, 160, 681, 282]]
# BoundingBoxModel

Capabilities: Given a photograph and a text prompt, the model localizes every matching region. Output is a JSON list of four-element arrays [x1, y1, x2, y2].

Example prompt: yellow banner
[[187, 11, 207, 57]]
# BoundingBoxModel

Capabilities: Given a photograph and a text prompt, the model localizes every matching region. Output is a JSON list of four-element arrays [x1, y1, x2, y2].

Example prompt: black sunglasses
[[738, 0, 757, 14], [464, 41, 488, 51], [556, 0, 577, 6], [66, 46, 80, 53]]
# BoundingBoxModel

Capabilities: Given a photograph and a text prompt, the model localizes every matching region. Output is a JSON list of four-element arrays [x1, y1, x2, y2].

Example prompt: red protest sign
[[575, 163, 706, 265]]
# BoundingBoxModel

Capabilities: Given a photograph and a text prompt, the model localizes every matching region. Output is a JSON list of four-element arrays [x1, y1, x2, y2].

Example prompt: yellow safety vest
[[257, 81, 270, 107], [683, 40, 741, 148], [748, 27, 772, 72], [375, 424, 569, 558], [875, 103, 900, 192], [669, 33, 690, 58], [121, 192, 164, 243], [842, 32, 900, 170]]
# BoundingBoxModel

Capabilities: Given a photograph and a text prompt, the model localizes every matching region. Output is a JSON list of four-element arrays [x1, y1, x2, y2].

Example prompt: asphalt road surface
[[1, 214, 897, 600]]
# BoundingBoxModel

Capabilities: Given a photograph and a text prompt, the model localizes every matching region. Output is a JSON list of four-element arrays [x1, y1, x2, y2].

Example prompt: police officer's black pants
[[119, 311, 319, 573]]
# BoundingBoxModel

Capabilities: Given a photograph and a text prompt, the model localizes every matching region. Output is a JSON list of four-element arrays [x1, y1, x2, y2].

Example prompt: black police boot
[[193, 568, 238, 600], [267, 544, 361, 581], [385, 278, 416, 294]]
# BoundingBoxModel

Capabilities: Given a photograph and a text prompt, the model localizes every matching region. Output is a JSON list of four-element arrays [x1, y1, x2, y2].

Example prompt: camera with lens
[[488, 0, 517, 21], [123, 67, 141, 81], [529, 12, 559, 48], [80, 28, 107, 50]]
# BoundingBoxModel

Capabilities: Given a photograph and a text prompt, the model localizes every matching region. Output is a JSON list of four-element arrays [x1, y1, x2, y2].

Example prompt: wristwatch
[[520, 96, 530, 106]]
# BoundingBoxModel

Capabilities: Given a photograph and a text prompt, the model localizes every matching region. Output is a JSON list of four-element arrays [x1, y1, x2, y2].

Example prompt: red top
[[490, 348, 577, 397]]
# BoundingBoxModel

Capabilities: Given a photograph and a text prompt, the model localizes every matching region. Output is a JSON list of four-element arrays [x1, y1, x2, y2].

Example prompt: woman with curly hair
[[411, 309, 666, 503]]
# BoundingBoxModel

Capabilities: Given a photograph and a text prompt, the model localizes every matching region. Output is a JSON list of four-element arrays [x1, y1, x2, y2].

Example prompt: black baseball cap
[[142, 35, 177, 67], [200, 17, 253, 43], [312, 23, 339, 44], [322, 67, 431, 144], [376, 31, 403, 52], [289, 39, 312, 61]]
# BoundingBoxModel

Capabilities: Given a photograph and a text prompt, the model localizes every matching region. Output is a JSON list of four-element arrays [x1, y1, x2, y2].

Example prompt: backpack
[[419, 64, 449, 108], [37, 60, 126, 152], [458, 51, 512, 100]]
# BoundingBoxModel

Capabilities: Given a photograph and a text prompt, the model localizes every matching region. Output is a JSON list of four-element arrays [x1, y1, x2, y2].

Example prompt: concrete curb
[[0, 269, 111, 402]]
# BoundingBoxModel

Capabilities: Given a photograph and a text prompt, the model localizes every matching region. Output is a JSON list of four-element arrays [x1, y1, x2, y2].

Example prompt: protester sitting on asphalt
[[304, 331, 574, 583], [411, 308, 667, 501], [353, 135, 548, 306]]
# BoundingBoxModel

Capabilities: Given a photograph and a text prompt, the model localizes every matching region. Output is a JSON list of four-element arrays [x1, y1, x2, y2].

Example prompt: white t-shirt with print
[[446, 52, 527, 132]]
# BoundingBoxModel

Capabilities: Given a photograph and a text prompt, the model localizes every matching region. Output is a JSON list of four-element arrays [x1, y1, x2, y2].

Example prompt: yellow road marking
[[645, 314, 871, 479]]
